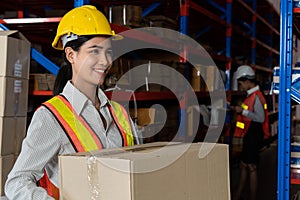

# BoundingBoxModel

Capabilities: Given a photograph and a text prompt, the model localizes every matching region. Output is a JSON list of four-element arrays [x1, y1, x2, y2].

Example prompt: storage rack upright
[[277, 0, 300, 199]]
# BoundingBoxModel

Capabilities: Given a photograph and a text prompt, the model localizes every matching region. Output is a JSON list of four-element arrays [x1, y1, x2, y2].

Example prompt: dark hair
[[53, 36, 94, 96]]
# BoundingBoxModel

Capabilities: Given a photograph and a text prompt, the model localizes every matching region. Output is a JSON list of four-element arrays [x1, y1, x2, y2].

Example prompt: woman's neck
[[72, 80, 98, 105]]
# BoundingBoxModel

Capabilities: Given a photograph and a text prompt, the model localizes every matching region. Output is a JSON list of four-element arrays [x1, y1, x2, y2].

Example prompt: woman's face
[[238, 80, 250, 91], [70, 36, 113, 88]]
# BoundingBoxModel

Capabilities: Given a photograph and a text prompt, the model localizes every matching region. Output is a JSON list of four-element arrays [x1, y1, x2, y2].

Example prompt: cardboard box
[[187, 106, 200, 136], [15, 117, 27, 155], [30, 73, 49, 91], [0, 77, 29, 117], [29, 73, 56, 91], [0, 117, 26, 156], [191, 66, 206, 92], [59, 142, 230, 200], [0, 154, 15, 195], [109, 5, 142, 27], [129, 108, 156, 126], [0, 30, 30, 79], [46, 74, 56, 91]]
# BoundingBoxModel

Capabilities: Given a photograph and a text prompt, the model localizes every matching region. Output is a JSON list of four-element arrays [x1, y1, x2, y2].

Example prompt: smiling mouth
[[94, 68, 108, 73]]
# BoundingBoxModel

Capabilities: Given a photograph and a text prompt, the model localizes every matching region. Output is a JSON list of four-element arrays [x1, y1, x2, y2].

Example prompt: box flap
[[0, 30, 18, 36], [67, 142, 181, 157], [0, 30, 30, 43]]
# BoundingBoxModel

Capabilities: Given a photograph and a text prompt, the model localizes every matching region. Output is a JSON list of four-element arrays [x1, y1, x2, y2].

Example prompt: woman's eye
[[90, 49, 100, 54], [106, 50, 113, 58]]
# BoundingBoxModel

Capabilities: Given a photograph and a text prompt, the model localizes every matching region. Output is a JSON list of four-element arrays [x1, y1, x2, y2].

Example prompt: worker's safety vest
[[38, 95, 135, 199], [234, 90, 270, 139]]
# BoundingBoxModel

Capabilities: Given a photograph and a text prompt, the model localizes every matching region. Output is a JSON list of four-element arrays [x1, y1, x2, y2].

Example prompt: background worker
[[5, 5, 141, 200], [231, 65, 270, 200]]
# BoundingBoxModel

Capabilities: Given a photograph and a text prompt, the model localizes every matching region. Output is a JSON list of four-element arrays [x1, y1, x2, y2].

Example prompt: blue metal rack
[[278, 0, 293, 199]]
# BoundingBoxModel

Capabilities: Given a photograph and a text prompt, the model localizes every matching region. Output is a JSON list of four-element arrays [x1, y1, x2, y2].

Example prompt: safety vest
[[234, 90, 270, 139], [38, 95, 135, 199]]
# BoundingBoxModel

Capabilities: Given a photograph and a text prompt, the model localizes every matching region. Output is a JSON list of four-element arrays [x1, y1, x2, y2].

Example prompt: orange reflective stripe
[[109, 101, 134, 146], [43, 101, 85, 152], [55, 96, 103, 151], [40, 95, 105, 199], [38, 170, 59, 200], [118, 104, 134, 146], [43, 95, 103, 152]]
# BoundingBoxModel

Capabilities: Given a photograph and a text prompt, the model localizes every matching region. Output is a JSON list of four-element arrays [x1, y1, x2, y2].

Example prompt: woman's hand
[[231, 106, 243, 114]]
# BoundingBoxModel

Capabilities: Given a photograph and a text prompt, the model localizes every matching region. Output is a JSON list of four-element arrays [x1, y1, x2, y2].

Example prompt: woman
[[5, 5, 140, 200], [232, 65, 270, 200]]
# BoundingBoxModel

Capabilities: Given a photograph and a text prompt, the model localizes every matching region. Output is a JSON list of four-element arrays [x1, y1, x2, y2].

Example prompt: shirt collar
[[247, 85, 260, 96], [61, 81, 110, 114], [97, 87, 110, 107]]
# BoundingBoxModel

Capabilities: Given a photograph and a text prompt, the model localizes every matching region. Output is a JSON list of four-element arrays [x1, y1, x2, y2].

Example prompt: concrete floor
[[230, 143, 277, 200], [230, 141, 300, 200]]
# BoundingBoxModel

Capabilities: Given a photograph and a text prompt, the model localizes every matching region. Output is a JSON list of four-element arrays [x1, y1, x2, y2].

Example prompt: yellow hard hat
[[52, 5, 117, 50]]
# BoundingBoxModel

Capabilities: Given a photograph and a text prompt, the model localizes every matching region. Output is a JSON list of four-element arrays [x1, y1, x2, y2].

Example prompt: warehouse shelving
[[277, 0, 300, 199], [0, 0, 281, 145], [0, 0, 280, 92], [0, 0, 288, 199]]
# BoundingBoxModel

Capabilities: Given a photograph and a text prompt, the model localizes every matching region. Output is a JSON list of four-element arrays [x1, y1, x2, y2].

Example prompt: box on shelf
[[29, 73, 56, 91], [14, 117, 27, 155], [190, 67, 204, 92], [59, 142, 230, 200], [0, 154, 15, 196], [129, 108, 156, 126], [107, 5, 142, 27], [272, 66, 300, 94], [142, 15, 178, 38], [0, 117, 26, 156], [187, 106, 200, 136], [0, 30, 30, 79], [0, 76, 29, 117], [46, 74, 56, 91], [291, 151, 300, 169], [29, 73, 48, 91], [3, 11, 18, 18]]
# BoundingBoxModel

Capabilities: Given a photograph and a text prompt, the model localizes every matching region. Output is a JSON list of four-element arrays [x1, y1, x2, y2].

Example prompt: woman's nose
[[98, 52, 110, 67]]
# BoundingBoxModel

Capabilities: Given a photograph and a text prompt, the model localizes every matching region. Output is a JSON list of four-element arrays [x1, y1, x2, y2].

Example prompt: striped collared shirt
[[5, 81, 140, 200]]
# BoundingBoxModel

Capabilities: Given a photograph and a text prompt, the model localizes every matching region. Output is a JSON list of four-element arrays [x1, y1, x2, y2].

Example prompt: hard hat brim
[[52, 33, 123, 50]]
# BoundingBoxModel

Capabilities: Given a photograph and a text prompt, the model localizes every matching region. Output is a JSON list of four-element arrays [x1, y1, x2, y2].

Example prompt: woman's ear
[[65, 47, 74, 64]]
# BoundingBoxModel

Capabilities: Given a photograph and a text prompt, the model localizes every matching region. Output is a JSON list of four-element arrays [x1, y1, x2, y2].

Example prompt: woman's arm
[[5, 107, 62, 200]]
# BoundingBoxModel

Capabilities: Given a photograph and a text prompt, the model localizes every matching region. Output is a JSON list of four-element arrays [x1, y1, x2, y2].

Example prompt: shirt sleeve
[[5, 107, 62, 200], [242, 95, 265, 123]]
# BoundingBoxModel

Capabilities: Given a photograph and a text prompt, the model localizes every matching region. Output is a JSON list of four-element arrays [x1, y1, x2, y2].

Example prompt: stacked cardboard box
[[29, 73, 56, 91], [59, 142, 230, 200], [0, 30, 31, 195], [191, 65, 225, 92], [107, 5, 142, 27]]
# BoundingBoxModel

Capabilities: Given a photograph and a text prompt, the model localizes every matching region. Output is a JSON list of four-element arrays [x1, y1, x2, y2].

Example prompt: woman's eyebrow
[[88, 45, 112, 50], [88, 45, 103, 49]]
